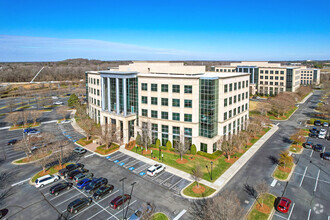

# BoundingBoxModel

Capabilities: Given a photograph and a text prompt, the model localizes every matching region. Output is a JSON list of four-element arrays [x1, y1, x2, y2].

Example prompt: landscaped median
[[9, 122, 41, 131], [268, 106, 298, 120], [13, 150, 52, 165], [272, 151, 295, 181], [31, 163, 72, 183], [182, 181, 216, 198], [76, 137, 95, 146], [289, 144, 303, 154], [95, 144, 120, 155], [247, 193, 276, 220], [152, 212, 169, 220]]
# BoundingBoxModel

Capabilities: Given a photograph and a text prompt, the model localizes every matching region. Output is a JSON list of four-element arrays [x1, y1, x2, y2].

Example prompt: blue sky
[[0, 0, 329, 61]]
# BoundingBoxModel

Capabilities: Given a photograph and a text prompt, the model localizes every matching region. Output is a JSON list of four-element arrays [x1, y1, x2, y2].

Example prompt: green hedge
[[309, 118, 329, 124], [96, 143, 120, 154], [191, 144, 197, 155], [197, 150, 222, 160]]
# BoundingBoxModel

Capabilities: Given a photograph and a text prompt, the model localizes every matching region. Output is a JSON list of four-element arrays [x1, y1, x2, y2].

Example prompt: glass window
[[151, 97, 158, 105], [280, 77, 284, 80], [184, 100, 192, 108], [224, 112, 227, 120], [142, 96, 148, 104], [223, 125, 227, 135], [184, 114, 192, 122], [229, 97, 232, 105], [246, 92, 248, 98], [172, 112, 180, 121], [260, 70, 264, 73], [172, 99, 180, 107], [275, 76, 278, 80], [238, 82, 241, 89], [184, 85, 192, 94], [173, 126, 180, 136], [229, 110, 232, 118], [245, 103, 248, 110], [270, 76, 273, 80], [260, 76, 264, 79], [238, 106, 241, 114], [162, 125, 168, 133], [151, 110, 158, 118], [161, 111, 168, 119], [200, 143, 207, 152], [161, 98, 168, 106], [265, 76, 269, 79], [151, 84, 157, 92], [242, 81, 245, 88], [234, 108, 236, 116], [97, 79, 99, 85], [229, 83, 233, 92], [172, 85, 180, 93], [281, 71, 284, 74], [224, 84, 228, 93], [142, 83, 147, 91], [184, 128, 192, 136], [238, 94, 241, 101], [234, 83, 237, 90], [270, 70, 273, 74], [161, 84, 168, 92], [265, 70, 268, 74], [142, 109, 148, 116], [246, 80, 249, 87], [234, 95, 237, 103], [275, 71, 279, 74], [224, 98, 228, 107]]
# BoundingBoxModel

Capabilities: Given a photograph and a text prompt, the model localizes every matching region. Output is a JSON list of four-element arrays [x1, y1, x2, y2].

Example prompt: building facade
[[86, 62, 250, 153]]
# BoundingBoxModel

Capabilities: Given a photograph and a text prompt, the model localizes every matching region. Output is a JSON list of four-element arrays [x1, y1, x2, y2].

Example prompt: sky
[[0, 0, 329, 62]]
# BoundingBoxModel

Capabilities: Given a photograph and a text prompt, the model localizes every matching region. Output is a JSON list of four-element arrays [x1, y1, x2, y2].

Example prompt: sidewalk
[[298, 92, 313, 104], [70, 109, 86, 136]]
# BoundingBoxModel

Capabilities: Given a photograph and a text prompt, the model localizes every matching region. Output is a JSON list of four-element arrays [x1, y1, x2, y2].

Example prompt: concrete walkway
[[70, 110, 86, 136], [298, 92, 313, 104]]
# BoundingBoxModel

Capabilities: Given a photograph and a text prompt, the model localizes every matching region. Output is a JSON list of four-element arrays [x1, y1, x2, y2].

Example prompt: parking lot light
[[162, 153, 164, 162], [211, 161, 213, 180], [120, 177, 127, 220], [124, 182, 137, 219]]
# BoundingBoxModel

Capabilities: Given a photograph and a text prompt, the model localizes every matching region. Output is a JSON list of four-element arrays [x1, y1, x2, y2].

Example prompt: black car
[[313, 144, 324, 152], [93, 184, 114, 200], [310, 127, 318, 133], [314, 120, 321, 126], [322, 152, 330, 160], [67, 197, 92, 214], [49, 182, 73, 196], [67, 168, 89, 180], [7, 139, 18, 145], [303, 141, 313, 149], [59, 163, 84, 176], [85, 178, 108, 194], [309, 132, 318, 138]]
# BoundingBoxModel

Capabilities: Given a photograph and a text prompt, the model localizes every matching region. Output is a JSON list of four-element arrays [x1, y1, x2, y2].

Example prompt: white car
[[35, 174, 60, 188], [318, 133, 326, 139], [27, 130, 41, 136], [147, 164, 166, 177], [319, 128, 327, 135], [53, 101, 63, 105], [52, 96, 59, 100]]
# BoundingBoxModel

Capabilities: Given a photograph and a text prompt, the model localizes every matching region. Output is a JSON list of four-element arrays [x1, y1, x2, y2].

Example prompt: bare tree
[[6, 98, 16, 112], [95, 123, 118, 149], [5, 112, 20, 127], [20, 110, 30, 127], [141, 121, 151, 151], [191, 164, 203, 187], [80, 117, 96, 141], [56, 105, 70, 120], [278, 151, 294, 168], [290, 129, 306, 145], [36, 145, 52, 173], [256, 180, 269, 207], [190, 190, 243, 220], [0, 171, 15, 206], [14, 137, 33, 159], [257, 101, 271, 116], [50, 140, 72, 168], [30, 110, 43, 125], [175, 135, 189, 160], [221, 138, 234, 160]]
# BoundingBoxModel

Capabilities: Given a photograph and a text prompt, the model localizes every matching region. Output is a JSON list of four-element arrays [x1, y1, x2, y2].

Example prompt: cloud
[[0, 35, 205, 61]]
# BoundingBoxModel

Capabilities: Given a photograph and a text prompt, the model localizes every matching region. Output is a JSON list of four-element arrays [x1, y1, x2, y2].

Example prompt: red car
[[276, 197, 292, 213], [109, 194, 131, 209]]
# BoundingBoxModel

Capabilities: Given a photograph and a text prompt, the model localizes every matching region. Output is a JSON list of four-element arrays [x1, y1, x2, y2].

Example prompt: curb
[[180, 183, 217, 200], [298, 92, 313, 104], [272, 163, 296, 182], [244, 193, 277, 220], [270, 106, 299, 122], [289, 145, 304, 155]]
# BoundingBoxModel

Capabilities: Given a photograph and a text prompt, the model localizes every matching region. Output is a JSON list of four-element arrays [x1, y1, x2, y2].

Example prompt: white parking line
[[11, 178, 30, 187], [173, 209, 187, 220], [169, 178, 184, 189], [293, 172, 330, 185], [49, 187, 76, 201], [108, 200, 137, 220], [160, 174, 174, 184], [270, 179, 277, 187], [310, 150, 313, 157], [109, 153, 124, 161], [133, 164, 149, 173], [299, 166, 308, 187], [84, 153, 95, 158], [288, 203, 295, 220], [274, 213, 287, 219], [152, 172, 166, 180], [123, 159, 139, 168], [314, 169, 320, 192], [307, 209, 311, 220], [55, 193, 80, 206]]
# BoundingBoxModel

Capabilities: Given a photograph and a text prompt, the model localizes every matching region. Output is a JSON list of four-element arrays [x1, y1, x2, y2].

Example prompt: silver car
[[73, 172, 94, 183]]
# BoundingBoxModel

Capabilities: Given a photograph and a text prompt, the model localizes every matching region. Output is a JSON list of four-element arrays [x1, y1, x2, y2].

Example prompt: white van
[[35, 174, 60, 188]]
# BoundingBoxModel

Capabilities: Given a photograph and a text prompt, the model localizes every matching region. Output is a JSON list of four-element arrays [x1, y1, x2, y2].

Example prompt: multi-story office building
[[86, 62, 250, 153], [214, 61, 320, 95]]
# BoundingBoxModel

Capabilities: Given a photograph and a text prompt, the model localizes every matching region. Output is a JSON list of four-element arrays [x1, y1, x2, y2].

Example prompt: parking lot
[[272, 124, 330, 220], [106, 151, 191, 194]]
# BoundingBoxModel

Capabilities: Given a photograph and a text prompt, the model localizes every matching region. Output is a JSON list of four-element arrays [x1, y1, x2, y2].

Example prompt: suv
[[23, 128, 37, 133], [67, 197, 92, 214], [49, 182, 73, 196], [74, 172, 94, 183], [147, 164, 166, 177], [314, 120, 321, 126], [74, 146, 87, 155], [59, 163, 84, 176], [7, 139, 18, 145], [303, 141, 313, 149], [67, 168, 89, 180], [92, 185, 114, 200], [313, 144, 324, 152], [110, 194, 131, 209], [85, 178, 108, 194], [35, 174, 60, 188]]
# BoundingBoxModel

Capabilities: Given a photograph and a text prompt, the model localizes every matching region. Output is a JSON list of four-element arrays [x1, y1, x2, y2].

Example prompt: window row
[[223, 103, 248, 120], [90, 97, 100, 107], [260, 70, 285, 74], [223, 114, 248, 135], [141, 110, 192, 122], [141, 83, 192, 94], [224, 80, 249, 93], [89, 87, 100, 96], [141, 97, 192, 108], [88, 77, 100, 86], [260, 76, 284, 80], [259, 81, 284, 86], [224, 92, 248, 107], [216, 69, 236, 72]]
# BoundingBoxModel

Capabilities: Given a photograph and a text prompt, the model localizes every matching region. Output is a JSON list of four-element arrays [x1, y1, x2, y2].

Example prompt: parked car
[[309, 132, 318, 138], [275, 197, 292, 213], [322, 152, 330, 160], [52, 96, 58, 100], [23, 128, 37, 133], [92, 184, 114, 200], [110, 194, 131, 209], [59, 163, 84, 176], [53, 101, 63, 105], [27, 130, 41, 136], [147, 164, 166, 177], [0, 209, 8, 219], [67, 197, 93, 214], [313, 144, 324, 152], [7, 139, 18, 145], [314, 120, 321, 126], [303, 141, 313, 149], [85, 178, 108, 194], [130, 204, 153, 220], [73, 146, 87, 155], [323, 122, 329, 127], [74, 172, 94, 183], [318, 133, 326, 139], [319, 128, 327, 134], [35, 174, 60, 188], [67, 168, 89, 180], [310, 127, 318, 133], [49, 182, 73, 196], [77, 178, 94, 190]]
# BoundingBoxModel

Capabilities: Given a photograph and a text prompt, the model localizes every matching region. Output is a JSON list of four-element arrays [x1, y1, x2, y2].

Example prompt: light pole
[[205, 165, 211, 180], [210, 161, 213, 180], [124, 182, 136, 219], [120, 177, 127, 220]]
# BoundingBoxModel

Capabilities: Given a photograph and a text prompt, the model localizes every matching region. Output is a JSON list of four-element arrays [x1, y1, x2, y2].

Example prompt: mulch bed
[[176, 158, 188, 164], [256, 203, 271, 214], [225, 156, 238, 164], [192, 185, 205, 194], [278, 166, 291, 173]]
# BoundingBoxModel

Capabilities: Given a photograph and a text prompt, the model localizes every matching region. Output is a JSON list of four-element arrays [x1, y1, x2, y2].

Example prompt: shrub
[[160, 146, 167, 151], [136, 133, 142, 146], [149, 144, 156, 148], [96, 144, 120, 155], [309, 118, 328, 124], [197, 150, 222, 160], [68, 93, 79, 107], [191, 144, 197, 155], [156, 139, 161, 148], [166, 140, 172, 150]]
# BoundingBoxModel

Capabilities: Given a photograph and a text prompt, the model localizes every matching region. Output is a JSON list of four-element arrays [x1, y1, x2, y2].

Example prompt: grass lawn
[[273, 162, 294, 181], [182, 181, 216, 198], [269, 106, 298, 120], [14, 151, 52, 164], [289, 144, 303, 154], [247, 193, 276, 220], [31, 163, 72, 182], [10, 122, 41, 130], [152, 213, 169, 220]]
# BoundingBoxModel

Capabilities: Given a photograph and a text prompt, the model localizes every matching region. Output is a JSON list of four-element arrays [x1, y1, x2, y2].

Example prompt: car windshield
[[279, 205, 287, 209], [134, 210, 142, 217], [148, 169, 155, 173]]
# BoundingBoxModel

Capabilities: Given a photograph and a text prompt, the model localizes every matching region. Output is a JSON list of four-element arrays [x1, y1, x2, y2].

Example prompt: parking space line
[[11, 178, 30, 187], [133, 164, 149, 173], [109, 153, 124, 161], [307, 209, 311, 220], [86, 209, 104, 220], [160, 174, 174, 184], [49, 187, 76, 201], [173, 209, 187, 220], [299, 166, 308, 187], [84, 153, 95, 158], [55, 193, 80, 206], [287, 203, 295, 220], [270, 179, 277, 187], [123, 159, 139, 168], [108, 200, 137, 220], [310, 150, 313, 157], [314, 169, 320, 192], [274, 213, 287, 219], [169, 178, 184, 189], [152, 172, 166, 180]]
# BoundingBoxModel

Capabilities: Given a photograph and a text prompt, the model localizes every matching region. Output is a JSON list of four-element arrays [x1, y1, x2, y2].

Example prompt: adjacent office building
[[86, 62, 249, 153]]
